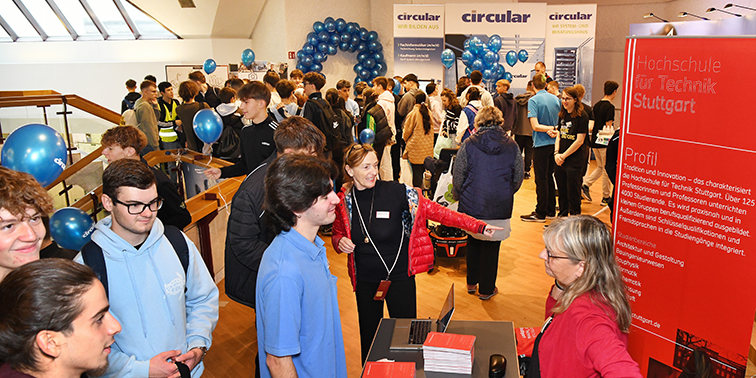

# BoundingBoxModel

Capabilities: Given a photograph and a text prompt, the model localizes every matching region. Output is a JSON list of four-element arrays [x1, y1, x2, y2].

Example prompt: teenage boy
[[521, 73, 561, 222], [213, 87, 244, 161], [583, 80, 619, 205], [157, 81, 183, 151], [494, 79, 516, 132], [204, 81, 278, 180], [134, 80, 160, 153], [272, 79, 301, 122], [336, 79, 360, 121], [0, 259, 122, 378], [263, 70, 282, 112], [189, 71, 221, 108], [256, 154, 346, 378], [224, 116, 325, 376], [459, 70, 494, 108], [122, 79, 141, 114], [370, 77, 396, 180], [0, 166, 54, 282], [101, 125, 192, 230], [75, 159, 219, 378]]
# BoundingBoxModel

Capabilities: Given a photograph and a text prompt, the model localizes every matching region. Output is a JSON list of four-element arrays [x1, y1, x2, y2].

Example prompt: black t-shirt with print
[[557, 111, 589, 166]]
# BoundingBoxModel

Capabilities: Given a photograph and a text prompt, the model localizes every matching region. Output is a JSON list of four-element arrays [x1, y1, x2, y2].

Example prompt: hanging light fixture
[[677, 12, 710, 20]]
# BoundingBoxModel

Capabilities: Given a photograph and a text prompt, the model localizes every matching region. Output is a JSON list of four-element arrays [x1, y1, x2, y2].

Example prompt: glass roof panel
[[0, 0, 42, 40], [120, 0, 175, 39], [21, 0, 72, 38], [86, 0, 133, 37], [0, 24, 13, 42], [55, 0, 101, 37]]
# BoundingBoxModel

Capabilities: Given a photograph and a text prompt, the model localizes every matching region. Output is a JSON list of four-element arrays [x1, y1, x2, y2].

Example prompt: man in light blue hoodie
[[75, 159, 219, 378]]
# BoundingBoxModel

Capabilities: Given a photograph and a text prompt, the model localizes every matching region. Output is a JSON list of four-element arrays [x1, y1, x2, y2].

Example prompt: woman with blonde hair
[[453, 106, 522, 299], [332, 143, 500, 363], [532, 215, 641, 377]]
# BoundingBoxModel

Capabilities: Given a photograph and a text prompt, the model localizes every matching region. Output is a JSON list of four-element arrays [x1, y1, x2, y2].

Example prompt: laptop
[[389, 284, 455, 350]]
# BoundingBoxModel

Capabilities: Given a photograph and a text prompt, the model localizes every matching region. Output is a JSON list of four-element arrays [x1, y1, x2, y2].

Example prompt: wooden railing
[[1, 91, 241, 276]]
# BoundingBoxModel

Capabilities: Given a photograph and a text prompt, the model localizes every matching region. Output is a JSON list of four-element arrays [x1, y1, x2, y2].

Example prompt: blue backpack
[[460, 103, 479, 143]]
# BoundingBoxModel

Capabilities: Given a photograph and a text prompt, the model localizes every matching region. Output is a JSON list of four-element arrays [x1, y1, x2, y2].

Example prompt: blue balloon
[[363, 58, 376, 68], [307, 33, 318, 46], [203, 59, 216, 74], [296, 50, 304, 60], [483, 50, 497, 66], [303, 43, 315, 55], [465, 66, 473, 76], [357, 41, 367, 51], [355, 76, 364, 84], [49, 207, 95, 250], [359, 128, 376, 144], [367, 31, 378, 42], [241, 48, 255, 68], [483, 69, 494, 81], [339, 41, 349, 51], [368, 41, 382, 52], [469, 36, 483, 54], [472, 59, 484, 72], [325, 20, 336, 33], [313, 21, 325, 33], [311, 62, 322, 72], [359, 27, 368, 40], [335, 18, 346, 32], [318, 31, 329, 42], [329, 32, 340, 45], [506, 50, 517, 67], [340, 32, 351, 43], [1, 123, 67, 187], [376, 63, 387, 75], [357, 51, 368, 62], [301, 54, 314, 67], [327, 45, 337, 55], [461, 50, 474, 66], [488, 34, 502, 53], [441, 49, 454, 69], [351, 35, 360, 46], [392, 79, 401, 95], [518, 49, 529, 63], [324, 17, 335, 25], [496, 64, 505, 77], [312, 52, 326, 63], [318, 43, 329, 53], [504, 72, 513, 82], [373, 52, 384, 62], [296, 62, 306, 71], [371, 69, 379, 78], [193, 109, 223, 144], [359, 69, 371, 79], [463, 38, 471, 51], [354, 63, 363, 74], [345, 23, 356, 34]]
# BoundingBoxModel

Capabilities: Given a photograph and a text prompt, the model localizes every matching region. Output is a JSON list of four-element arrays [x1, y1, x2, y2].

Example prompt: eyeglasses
[[112, 197, 163, 215], [546, 248, 578, 261]]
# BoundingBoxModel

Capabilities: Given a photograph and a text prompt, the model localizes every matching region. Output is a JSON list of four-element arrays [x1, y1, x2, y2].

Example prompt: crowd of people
[[0, 62, 637, 378]]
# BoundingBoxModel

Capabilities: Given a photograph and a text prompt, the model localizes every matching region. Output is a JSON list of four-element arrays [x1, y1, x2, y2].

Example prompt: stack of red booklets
[[422, 332, 475, 374], [363, 361, 416, 378]]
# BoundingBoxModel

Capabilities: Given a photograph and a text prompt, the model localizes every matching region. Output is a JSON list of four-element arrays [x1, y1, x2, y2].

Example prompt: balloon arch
[[295, 17, 387, 85]]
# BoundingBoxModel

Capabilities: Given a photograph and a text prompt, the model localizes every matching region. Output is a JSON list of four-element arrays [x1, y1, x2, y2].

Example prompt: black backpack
[[213, 107, 242, 160], [309, 98, 344, 149], [80, 225, 189, 298]]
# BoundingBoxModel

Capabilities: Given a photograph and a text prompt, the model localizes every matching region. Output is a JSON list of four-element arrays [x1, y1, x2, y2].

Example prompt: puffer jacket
[[332, 183, 487, 291]]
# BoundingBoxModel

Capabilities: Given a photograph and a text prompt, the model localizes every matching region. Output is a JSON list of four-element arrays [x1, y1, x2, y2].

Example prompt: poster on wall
[[544, 4, 596, 103], [165, 65, 230, 90], [393, 4, 445, 88], [444, 3, 547, 94], [616, 37, 756, 377]]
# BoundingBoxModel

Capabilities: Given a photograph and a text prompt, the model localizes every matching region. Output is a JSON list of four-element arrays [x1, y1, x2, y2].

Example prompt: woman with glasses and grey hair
[[530, 215, 641, 378], [332, 143, 500, 363]]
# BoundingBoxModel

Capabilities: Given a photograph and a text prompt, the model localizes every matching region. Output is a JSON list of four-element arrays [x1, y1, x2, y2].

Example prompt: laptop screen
[[435, 284, 455, 333]]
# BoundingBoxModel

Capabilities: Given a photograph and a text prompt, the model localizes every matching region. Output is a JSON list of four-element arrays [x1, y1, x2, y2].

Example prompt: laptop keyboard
[[408, 319, 432, 344]]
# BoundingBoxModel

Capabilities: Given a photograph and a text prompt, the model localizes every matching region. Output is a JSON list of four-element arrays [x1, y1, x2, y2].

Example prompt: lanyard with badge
[[352, 190, 404, 301]]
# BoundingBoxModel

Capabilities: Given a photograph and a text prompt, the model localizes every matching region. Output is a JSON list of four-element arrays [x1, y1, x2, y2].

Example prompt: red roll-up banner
[[616, 37, 756, 377]]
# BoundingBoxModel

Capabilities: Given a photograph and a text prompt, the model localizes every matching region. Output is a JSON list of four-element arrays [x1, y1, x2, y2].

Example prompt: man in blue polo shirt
[[521, 73, 561, 222], [256, 154, 346, 378]]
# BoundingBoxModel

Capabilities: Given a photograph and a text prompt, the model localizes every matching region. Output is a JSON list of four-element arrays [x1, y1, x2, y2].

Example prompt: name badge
[[376, 211, 390, 219]]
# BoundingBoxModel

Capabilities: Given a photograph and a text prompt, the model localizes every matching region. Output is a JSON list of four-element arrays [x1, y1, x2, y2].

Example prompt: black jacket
[[224, 154, 275, 308], [358, 100, 392, 146], [302, 92, 335, 151], [494, 93, 516, 132], [220, 116, 277, 178], [196, 86, 221, 108]]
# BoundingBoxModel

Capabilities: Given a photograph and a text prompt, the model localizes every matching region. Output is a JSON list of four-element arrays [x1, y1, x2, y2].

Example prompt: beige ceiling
[[130, 0, 266, 39]]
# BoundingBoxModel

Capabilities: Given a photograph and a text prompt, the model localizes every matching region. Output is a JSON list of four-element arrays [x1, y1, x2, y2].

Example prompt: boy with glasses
[[75, 158, 218, 378], [101, 125, 191, 230]]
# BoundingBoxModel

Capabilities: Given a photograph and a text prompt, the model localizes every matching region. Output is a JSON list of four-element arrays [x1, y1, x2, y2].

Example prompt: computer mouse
[[489, 354, 506, 378]]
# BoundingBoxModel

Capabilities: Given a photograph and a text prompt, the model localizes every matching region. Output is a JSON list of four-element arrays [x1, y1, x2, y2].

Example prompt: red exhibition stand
[[615, 37, 756, 377]]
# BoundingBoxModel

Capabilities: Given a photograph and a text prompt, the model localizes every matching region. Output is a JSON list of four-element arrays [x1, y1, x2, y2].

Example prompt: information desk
[[363, 319, 519, 378]]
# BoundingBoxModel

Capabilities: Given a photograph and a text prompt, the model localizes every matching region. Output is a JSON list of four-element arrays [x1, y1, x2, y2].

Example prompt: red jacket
[[332, 183, 487, 291]]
